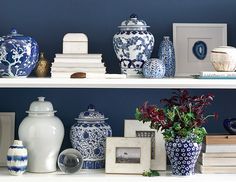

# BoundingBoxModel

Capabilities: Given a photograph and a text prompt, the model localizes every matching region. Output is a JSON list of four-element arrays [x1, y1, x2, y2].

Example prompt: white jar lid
[[26, 97, 56, 114]]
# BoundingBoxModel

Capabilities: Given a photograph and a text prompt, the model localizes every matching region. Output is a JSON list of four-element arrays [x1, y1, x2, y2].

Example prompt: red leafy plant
[[135, 89, 218, 143]]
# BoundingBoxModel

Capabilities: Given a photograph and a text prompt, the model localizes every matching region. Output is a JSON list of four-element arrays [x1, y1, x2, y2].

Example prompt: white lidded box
[[63, 33, 88, 54]]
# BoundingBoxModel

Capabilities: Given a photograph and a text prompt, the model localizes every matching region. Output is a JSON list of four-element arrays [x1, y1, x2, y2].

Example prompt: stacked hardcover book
[[195, 71, 236, 79], [196, 135, 236, 173], [51, 54, 106, 78]]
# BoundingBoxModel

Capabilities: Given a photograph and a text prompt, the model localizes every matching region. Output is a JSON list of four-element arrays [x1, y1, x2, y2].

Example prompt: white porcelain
[[18, 97, 64, 173], [211, 46, 236, 72], [63, 33, 88, 54]]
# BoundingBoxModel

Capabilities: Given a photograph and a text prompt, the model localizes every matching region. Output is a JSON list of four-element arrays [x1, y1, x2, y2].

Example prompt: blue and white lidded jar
[[0, 29, 39, 77], [70, 104, 112, 169], [143, 58, 165, 78], [113, 14, 155, 77], [158, 36, 175, 77], [7, 140, 28, 175]]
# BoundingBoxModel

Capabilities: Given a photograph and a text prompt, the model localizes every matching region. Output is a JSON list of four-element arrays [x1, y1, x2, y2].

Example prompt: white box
[[63, 33, 88, 54]]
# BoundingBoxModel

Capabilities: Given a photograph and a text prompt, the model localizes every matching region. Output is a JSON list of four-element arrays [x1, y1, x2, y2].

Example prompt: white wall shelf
[[0, 78, 235, 88], [0, 168, 236, 182]]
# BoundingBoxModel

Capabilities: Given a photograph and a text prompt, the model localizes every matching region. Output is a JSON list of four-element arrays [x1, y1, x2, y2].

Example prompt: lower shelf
[[1, 168, 236, 182]]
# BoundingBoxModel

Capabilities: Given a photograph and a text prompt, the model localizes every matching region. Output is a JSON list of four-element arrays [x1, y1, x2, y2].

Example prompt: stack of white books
[[51, 53, 106, 78], [196, 135, 236, 174]]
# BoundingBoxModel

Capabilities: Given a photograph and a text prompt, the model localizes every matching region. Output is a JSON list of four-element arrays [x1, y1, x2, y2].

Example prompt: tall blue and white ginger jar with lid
[[7, 140, 28, 175], [70, 104, 112, 169], [0, 29, 39, 77], [113, 14, 154, 77]]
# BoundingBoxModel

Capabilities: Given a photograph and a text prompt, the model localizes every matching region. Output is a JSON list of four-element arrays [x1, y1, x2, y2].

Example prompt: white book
[[202, 143, 236, 153], [51, 71, 106, 78], [54, 57, 102, 63], [51, 73, 126, 79], [198, 153, 236, 166], [55, 53, 102, 59], [196, 162, 236, 174], [200, 71, 236, 78], [51, 67, 106, 72], [51, 62, 105, 68]]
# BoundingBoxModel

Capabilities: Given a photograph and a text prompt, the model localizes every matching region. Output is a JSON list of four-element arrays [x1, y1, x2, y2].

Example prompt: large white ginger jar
[[18, 97, 64, 173]]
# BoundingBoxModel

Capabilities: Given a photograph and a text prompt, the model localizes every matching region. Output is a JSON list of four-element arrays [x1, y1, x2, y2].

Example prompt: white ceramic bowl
[[211, 46, 236, 72]]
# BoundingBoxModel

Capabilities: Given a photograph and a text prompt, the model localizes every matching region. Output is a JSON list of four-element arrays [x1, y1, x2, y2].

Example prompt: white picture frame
[[0, 112, 15, 166], [173, 23, 227, 76], [124, 119, 166, 170], [105, 137, 151, 174]]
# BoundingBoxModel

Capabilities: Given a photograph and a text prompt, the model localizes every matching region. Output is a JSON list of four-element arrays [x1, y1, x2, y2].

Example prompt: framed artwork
[[105, 137, 151, 174], [124, 119, 166, 170], [0, 112, 15, 166], [173, 23, 227, 76]]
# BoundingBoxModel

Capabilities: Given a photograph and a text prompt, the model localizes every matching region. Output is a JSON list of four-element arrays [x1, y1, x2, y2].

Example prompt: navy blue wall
[[1, 0, 236, 149]]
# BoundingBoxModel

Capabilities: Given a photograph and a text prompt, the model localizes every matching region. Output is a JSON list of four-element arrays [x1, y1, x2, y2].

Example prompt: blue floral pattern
[[113, 31, 154, 75], [70, 122, 112, 169], [165, 136, 201, 176], [0, 29, 39, 77]]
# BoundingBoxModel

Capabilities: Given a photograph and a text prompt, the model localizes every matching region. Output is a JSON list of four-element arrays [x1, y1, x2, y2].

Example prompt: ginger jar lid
[[26, 97, 57, 114], [118, 14, 150, 31], [75, 104, 108, 121]]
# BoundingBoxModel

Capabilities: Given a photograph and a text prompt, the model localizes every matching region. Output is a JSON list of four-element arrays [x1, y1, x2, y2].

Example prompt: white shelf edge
[[0, 78, 235, 89]]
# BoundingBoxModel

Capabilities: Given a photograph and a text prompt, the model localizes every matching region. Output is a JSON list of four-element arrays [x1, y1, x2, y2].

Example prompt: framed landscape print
[[0, 112, 15, 166], [105, 137, 151, 174], [124, 119, 166, 170], [173, 23, 227, 76]]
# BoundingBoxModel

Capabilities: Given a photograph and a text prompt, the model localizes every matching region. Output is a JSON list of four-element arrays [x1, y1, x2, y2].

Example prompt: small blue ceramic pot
[[0, 29, 39, 77], [143, 58, 165, 78], [7, 140, 28, 175], [165, 136, 201, 176]]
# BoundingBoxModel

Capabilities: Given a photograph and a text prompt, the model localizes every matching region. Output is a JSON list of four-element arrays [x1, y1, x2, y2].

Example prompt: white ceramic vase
[[18, 97, 64, 173], [7, 140, 28, 175]]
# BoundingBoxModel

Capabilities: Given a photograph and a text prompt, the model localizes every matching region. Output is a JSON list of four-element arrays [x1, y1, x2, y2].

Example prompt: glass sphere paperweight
[[58, 148, 83, 174]]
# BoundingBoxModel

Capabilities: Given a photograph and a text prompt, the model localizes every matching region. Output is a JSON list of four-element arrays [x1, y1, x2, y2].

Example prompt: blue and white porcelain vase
[[113, 14, 154, 77], [0, 29, 39, 77], [7, 140, 28, 175], [143, 58, 165, 78], [158, 36, 175, 77], [165, 136, 201, 176], [70, 104, 112, 169]]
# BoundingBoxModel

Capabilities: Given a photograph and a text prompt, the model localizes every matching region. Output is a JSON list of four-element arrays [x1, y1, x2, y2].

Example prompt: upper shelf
[[0, 78, 235, 89]]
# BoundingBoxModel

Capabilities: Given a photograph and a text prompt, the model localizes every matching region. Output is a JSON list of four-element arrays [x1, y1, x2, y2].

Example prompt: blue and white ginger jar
[[143, 58, 165, 78], [70, 104, 112, 169], [165, 136, 201, 176], [113, 14, 154, 76], [158, 36, 175, 77], [0, 29, 39, 77], [7, 140, 28, 175]]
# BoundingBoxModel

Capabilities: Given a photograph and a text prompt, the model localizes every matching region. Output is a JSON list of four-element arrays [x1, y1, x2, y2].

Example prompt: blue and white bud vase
[[7, 140, 28, 175], [158, 36, 175, 77]]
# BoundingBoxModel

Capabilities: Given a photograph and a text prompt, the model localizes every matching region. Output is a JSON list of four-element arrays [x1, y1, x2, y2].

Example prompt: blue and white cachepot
[[113, 14, 154, 76], [165, 136, 202, 176], [143, 58, 165, 78], [7, 140, 28, 175], [70, 104, 112, 169], [0, 29, 39, 77]]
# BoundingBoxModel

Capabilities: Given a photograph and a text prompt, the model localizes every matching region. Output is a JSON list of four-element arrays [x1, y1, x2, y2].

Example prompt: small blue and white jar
[[70, 104, 112, 169], [0, 29, 39, 77], [7, 140, 28, 175], [113, 14, 154, 77], [143, 58, 165, 78], [158, 36, 175, 77]]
